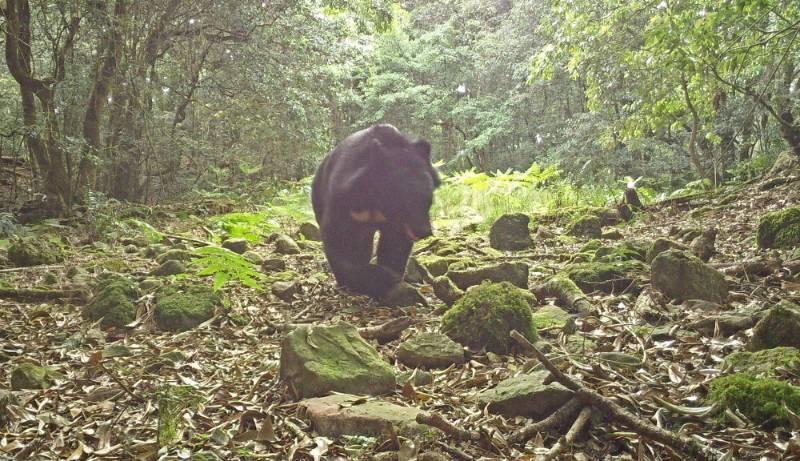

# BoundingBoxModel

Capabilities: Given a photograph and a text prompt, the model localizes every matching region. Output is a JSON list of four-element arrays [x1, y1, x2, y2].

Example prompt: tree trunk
[[680, 77, 707, 179]]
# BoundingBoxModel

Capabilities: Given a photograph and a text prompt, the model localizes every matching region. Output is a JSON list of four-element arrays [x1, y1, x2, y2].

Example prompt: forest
[[1, 0, 800, 459]]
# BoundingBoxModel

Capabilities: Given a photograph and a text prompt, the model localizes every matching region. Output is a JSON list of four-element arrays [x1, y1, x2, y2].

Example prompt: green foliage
[[669, 178, 713, 198], [157, 385, 205, 447], [192, 246, 266, 291], [210, 213, 278, 244], [710, 374, 800, 428]]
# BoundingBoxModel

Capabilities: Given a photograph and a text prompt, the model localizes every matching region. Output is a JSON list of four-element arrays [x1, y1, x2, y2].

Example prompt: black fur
[[312, 125, 440, 298]]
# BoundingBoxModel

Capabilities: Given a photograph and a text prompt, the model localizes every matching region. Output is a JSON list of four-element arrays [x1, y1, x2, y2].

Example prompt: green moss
[[594, 240, 647, 262], [725, 347, 800, 377], [155, 249, 193, 264], [757, 206, 800, 249], [565, 215, 602, 238], [10, 363, 59, 390], [579, 239, 603, 254], [417, 255, 459, 277], [82, 276, 140, 329], [531, 305, 573, 331], [154, 284, 221, 331], [562, 260, 644, 293], [440, 281, 537, 354], [709, 374, 800, 428], [7, 237, 65, 267]]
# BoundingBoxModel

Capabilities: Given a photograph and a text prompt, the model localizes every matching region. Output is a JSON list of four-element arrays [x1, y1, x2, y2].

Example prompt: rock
[[562, 260, 644, 294], [601, 229, 624, 240], [221, 238, 249, 254], [280, 323, 395, 398], [725, 347, 800, 378], [477, 371, 574, 419], [651, 250, 728, 303], [242, 251, 264, 265], [141, 243, 169, 258], [404, 257, 432, 284], [749, 301, 800, 350], [447, 262, 529, 290], [489, 213, 532, 251], [123, 244, 138, 254], [10, 363, 58, 390], [261, 258, 287, 272], [432, 276, 464, 307], [0, 389, 18, 427], [757, 206, 800, 249], [596, 352, 641, 370], [565, 215, 602, 238], [689, 310, 763, 337], [298, 393, 424, 438], [633, 288, 667, 323], [82, 276, 140, 329], [150, 259, 186, 276], [298, 222, 322, 241], [418, 256, 454, 277], [534, 226, 556, 240], [689, 228, 717, 262], [155, 249, 193, 264], [7, 237, 65, 267], [441, 281, 537, 354], [139, 278, 163, 291], [154, 283, 221, 332], [396, 370, 434, 387], [646, 238, 689, 263], [274, 234, 301, 254], [380, 282, 427, 307], [271, 280, 298, 301], [531, 305, 573, 331], [396, 332, 465, 369], [767, 150, 800, 177]]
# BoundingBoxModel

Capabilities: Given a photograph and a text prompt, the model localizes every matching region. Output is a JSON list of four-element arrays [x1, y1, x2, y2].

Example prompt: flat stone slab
[[396, 332, 465, 369], [298, 393, 425, 438], [477, 370, 573, 419]]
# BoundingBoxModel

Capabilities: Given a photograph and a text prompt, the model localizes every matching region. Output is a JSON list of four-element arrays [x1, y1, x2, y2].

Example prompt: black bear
[[312, 124, 440, 299]]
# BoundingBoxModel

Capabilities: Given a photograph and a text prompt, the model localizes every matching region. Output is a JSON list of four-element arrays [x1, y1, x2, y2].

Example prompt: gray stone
[[261, 258, 287, 272], [396, 332, 465, 369], [448, 262, 529, 290], [272, 280, 299, 301], [380, 282, 427, 307], [404, 257, 432, 284], [432, 276, 464, 307], [298, 394, 424, 438], [477, 370, 574, 419], [396, 370, 434, 387], [646, 238, 688, 263], [150, 259, 186, 276], [565, 215, 602, 238], [298, 222, 322, 241], [275, 234, 301, 255], [242, 251, 264, 265], [222, 238, 249, 254], [749, 301, 800, 351], [279, 323, 395, 399], [651, 250, 728, 303], [489, 213, 532, 251]]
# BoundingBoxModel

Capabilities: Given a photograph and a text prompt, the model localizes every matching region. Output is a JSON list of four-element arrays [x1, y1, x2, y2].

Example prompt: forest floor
[[1, 172, 800, 460]]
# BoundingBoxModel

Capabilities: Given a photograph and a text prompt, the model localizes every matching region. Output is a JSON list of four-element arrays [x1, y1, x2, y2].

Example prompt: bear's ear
[[412, 140, 432, 161]]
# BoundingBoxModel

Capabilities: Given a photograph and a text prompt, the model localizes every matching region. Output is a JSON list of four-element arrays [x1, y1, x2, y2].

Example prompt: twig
[[544, 406, 593, 461], [434, 441, 475, 461], [509, 330, 717, 461], [416, 412, 480, 442], [0, 264, 65, 273], [98, 362, 143, 403], [508, 397, 583, 443]]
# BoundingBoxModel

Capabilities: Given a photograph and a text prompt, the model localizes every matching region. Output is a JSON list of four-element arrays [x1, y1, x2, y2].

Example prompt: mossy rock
[[7, 237, 65, 267], [531, 305, 574, 331], [651, 250, 728, 303], [725, 347, 800, 378], [82, 276, 140, 329], [594, 240, 647, 262], [279, 322, 395, 398], [155, 249, 193, 265], [418, 256, 458, 277], [757, 206, 800, 249], [150, 260, 186, 276], [489, 213, 532, 251], [447, 262, 529, 290], [10, 363, 60, 390], [749, 301, 800, 351], [565, 215, 602, 238], [709, 373, 800, 428], [154, 284, 222, 332], [562, 260, 644, 294], [441, 281, 537, 354], [646, 238, 689, 263], [578, 239, 603, 254]]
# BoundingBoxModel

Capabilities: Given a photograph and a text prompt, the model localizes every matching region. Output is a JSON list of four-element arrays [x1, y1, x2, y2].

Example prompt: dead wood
[[359, 316, 414, 344]]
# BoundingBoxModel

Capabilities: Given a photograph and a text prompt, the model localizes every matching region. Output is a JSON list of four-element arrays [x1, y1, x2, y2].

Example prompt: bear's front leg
[[376, 227, 414, 276], [323, 229, 400, 299]]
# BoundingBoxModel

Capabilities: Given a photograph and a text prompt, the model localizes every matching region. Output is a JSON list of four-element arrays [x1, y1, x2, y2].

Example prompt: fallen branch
[[359, 316, 414, 344], [0, 287, 90, 302], [544, 406, 593, 461], [163, 233, 211, 247], [416, 412, 481, 442], [508, 397, 583, 443], [509, 330, 717, 461]]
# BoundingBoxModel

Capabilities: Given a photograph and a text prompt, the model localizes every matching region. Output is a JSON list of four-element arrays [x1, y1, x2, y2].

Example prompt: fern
[[192, 246, 266, 291]]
